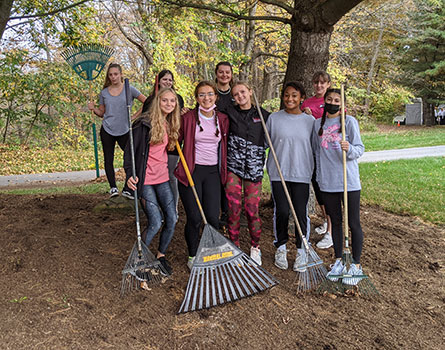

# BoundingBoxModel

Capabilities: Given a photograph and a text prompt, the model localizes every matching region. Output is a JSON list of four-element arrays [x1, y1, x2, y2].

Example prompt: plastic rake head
[[178, 225, 278, 313], [120, 241, 169, 297], [295, 245, 328, 293], [61, 44, 114, 81]]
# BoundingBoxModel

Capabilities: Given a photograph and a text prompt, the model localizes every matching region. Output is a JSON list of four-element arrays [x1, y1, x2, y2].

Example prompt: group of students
[[88, 62, 365, 284]]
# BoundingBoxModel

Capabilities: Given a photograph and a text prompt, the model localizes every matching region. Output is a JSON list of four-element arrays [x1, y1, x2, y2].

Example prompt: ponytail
[[318, 109, 328, 136]]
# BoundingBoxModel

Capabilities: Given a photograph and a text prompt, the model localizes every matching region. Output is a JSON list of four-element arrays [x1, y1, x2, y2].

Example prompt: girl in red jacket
[[175, 81, 229, 270]]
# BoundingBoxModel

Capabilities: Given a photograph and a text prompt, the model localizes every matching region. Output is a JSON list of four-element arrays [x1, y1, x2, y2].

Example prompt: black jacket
[[123, 118, 151, 198], [223, 104, 270, 182]]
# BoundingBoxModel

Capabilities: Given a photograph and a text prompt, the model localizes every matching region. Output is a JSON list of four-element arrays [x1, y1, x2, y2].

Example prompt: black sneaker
[[158, 257, 172, 276], [122, 190, 134, 200]]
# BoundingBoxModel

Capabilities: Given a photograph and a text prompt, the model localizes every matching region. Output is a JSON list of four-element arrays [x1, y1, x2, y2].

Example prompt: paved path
[[0, 146, 444, 187]]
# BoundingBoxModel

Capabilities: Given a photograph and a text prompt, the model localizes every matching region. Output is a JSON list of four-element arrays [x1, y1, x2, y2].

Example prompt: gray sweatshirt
[[312, 115, 364, 192], [99, 85, 141, 136], [266, 110, 315, 183]]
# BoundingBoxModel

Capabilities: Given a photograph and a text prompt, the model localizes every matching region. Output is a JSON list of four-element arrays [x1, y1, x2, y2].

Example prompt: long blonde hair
[[144, 87, 180, 151]]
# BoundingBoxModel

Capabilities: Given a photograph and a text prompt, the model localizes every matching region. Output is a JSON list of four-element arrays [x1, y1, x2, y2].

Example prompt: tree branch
[[160, 0, 292, 24], [259, 0, 296, 16], [9, 0, 90, 20]]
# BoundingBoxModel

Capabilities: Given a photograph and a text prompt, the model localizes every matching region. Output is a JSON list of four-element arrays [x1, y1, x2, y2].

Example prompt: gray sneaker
[[343, 263, 363, 286], [315, 221, 328, 235], [293, 250, 308, 272], [327, 259, 346, 282], [274, 249, 288, 270], [250, 246, 262, 266], [316, 232, 333, 249], [109, 187, 119, 198]]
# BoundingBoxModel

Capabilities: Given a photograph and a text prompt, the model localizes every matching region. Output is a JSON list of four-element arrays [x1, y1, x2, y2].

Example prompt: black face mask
[[324, 103, 340, 114]]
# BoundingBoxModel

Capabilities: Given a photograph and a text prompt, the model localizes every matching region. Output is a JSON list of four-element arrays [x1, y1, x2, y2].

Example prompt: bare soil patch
[[0, 193, 443, 349]]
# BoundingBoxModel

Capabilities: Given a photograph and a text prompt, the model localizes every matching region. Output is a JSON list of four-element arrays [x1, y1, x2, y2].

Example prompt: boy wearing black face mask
[[311, 88, 365, 285]]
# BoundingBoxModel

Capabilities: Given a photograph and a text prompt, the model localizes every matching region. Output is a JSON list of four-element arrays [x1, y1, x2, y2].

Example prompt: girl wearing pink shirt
[[124, 88, 181, 275], [301, 71, 333, 250], [175, 81, 229, 269]]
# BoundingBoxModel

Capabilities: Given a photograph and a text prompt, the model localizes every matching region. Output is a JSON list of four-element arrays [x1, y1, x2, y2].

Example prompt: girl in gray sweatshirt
[[266, 81, 315, 273], [312, 88, 365, 286]]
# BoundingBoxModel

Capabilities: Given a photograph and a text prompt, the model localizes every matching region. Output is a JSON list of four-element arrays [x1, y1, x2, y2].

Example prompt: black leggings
[[271, 181, 309, 249], [100, 126, 130, 191], [178, 164, 221, 257], [322, 190, 363, 263]]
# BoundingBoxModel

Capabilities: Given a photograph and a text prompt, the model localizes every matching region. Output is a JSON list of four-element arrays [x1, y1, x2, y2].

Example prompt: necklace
[[217, 87, 231, 95]]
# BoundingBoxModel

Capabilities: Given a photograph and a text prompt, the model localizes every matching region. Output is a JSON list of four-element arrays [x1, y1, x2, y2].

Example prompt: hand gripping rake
[[252, 91, 327, 293], [317, 85, 378, 296], [176, 141, 278, 314], [120, 79, 170, 297], [61, 44, 114, 178]]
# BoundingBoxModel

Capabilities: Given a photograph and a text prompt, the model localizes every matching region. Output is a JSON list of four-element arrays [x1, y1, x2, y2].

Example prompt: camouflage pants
[[225, 172, 262, 248]]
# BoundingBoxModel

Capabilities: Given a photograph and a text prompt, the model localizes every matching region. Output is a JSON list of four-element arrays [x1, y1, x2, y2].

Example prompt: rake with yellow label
[[176, 141, 278, 314]]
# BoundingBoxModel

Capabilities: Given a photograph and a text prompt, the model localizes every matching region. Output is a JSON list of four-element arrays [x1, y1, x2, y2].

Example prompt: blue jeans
[[141, 181, 177, 254]]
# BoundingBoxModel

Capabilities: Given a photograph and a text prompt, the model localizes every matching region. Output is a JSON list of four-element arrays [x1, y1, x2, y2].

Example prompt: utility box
[[405, 98, 423, 125]]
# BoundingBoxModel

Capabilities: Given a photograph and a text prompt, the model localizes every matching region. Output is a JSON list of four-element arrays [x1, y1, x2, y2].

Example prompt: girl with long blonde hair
[[124, 87, 180, 274]]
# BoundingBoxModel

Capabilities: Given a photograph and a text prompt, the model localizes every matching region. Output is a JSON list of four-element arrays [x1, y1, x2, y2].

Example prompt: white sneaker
[[274, 249, 288, 270], [343, 264, 363, 286], [293, 250, 308, 272], [316, 232, 333, 249], [327, 259, 346, 282], [109, 187, 119, 198], [250, 246, 262, 266], [187, 256, 195, 271], [315, 221, 328, 235]]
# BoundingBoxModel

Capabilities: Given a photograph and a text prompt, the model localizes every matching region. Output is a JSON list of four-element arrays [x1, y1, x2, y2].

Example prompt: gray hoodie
[[312, 115, 364, 192]]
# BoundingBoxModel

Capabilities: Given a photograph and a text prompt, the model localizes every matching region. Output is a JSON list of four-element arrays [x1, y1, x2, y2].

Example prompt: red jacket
[[174, 108, 229, 186]]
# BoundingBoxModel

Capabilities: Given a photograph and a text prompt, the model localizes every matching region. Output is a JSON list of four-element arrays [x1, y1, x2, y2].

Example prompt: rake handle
[[175, 141, 208, 225], [340, 85, 350, 247], [124, 79, 143, 256], [252, 92, 309, 250]]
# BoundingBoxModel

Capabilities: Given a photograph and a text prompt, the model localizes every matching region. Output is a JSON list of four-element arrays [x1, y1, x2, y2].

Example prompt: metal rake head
[[294, 246, 328, 293], [317, 268, 379, 297], [120, 240, 169, 297], [178, 254, 278, 313], [178, 224, 278, 313]]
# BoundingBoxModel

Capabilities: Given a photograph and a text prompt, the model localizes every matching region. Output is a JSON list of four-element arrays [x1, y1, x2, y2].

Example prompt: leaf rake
[[120, 79, 170, 297]]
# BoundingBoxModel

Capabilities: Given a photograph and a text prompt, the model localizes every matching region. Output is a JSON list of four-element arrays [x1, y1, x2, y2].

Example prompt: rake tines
[[120, 241, 169, 297], [178, 225, 278, 314], [295, 246, 328, 293], [317, 270, 379, 297], [61, 44, 115, 81]]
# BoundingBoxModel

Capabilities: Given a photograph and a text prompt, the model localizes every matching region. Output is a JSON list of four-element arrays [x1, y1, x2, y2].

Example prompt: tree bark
[[284, 17, 332, 89], [0, 0, 14, 41]]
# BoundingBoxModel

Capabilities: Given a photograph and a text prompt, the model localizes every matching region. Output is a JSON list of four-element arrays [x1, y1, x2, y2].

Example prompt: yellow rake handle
[[175, 140, 208, 225]]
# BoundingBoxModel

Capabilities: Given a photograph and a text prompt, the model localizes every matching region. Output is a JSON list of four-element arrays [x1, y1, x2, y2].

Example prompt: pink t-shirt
[[301, 96, 325, 119], [195, 111, 221, 166], [144, 125, 169, 185]]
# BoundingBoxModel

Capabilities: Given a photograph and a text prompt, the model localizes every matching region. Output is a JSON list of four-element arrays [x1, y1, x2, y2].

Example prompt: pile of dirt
[[0, 193, 443, 349]]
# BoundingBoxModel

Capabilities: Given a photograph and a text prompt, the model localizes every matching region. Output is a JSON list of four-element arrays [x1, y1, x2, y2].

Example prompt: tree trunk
[[0, 0, 13, 41], [284, 17, 332, 93]]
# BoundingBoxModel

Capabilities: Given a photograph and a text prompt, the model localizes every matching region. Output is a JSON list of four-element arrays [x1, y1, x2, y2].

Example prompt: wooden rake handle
[[252, 91, 309, 250], [175, 141, 208, 225]]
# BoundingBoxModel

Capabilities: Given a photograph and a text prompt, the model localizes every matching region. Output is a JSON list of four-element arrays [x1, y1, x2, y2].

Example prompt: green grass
[[262, 157, 444, 225], [361, 126, 445, 151], [0, 181, 124, 195], [359, 157, 444, 225], [0, 143, 123, 176]]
